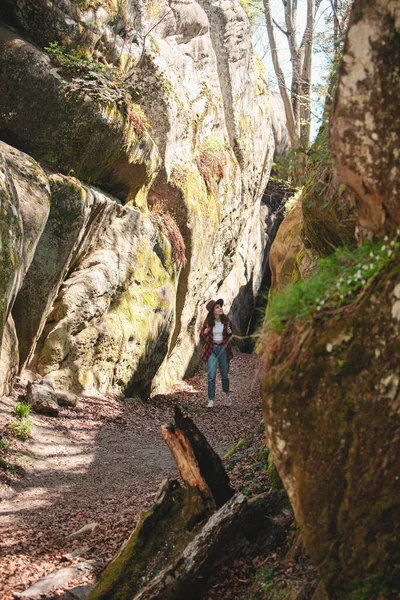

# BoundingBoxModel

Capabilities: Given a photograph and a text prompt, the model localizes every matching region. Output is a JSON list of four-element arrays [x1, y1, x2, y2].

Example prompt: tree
[[259, 0, 351, 148], [262, 0, 322, 147]]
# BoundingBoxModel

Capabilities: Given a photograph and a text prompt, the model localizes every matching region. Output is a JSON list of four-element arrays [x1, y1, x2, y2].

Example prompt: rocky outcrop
[[0, 0, 275, 396], [331, 0, 400, 236], [261, 250, 400, 598], [261, 0, 400, 597], [0, 26, 160, 204]]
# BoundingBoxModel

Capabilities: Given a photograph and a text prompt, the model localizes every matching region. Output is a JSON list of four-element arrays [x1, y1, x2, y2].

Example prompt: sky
[[253, 0, 335, 139]]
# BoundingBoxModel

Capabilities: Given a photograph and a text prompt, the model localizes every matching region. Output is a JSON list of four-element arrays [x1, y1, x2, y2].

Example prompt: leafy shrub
[[13, 402, 31, 419], [0, 435, 11, 452], [9, 418, 33, 441]]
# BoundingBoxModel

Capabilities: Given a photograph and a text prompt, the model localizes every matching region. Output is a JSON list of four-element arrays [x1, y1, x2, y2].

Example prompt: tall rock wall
[[261, 0, 400, 597], [0, 0, 275, 397]]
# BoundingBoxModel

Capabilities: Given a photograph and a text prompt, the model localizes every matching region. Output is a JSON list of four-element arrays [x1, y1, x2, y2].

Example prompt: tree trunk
[[263, 0, 297, 145], [300, 0, 315, 147], [161, 406, 235, 508]]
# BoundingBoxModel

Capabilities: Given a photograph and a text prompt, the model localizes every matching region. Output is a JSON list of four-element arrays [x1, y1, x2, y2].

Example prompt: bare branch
[[273, 19, 289, 36]]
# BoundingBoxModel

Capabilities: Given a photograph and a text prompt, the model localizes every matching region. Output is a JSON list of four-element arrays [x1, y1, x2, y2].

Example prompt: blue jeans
[[207, 344, 230, 400]]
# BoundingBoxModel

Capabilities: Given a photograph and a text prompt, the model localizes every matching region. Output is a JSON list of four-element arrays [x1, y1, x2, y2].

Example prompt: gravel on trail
[[0, 353, 263, 599]]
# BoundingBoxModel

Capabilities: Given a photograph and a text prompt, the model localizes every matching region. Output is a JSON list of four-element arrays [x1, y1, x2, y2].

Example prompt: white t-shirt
[[213, 321, 224, 342]]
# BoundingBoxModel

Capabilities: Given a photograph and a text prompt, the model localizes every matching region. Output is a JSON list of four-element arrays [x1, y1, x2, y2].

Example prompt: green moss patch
[[263, 233, 400, 335]]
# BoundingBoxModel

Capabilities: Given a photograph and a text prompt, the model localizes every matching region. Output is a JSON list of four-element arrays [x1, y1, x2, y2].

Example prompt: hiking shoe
[[207, 400, 214, 408], [225, 395, 232, 407]]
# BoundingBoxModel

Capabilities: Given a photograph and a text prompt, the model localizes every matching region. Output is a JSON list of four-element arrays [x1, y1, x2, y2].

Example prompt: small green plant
[[9, 418, 33, 441], [265, 233, 400, 334], [284, 189, 302, 216], [0, 435, 11, 452], [13, 402, 31, 419]]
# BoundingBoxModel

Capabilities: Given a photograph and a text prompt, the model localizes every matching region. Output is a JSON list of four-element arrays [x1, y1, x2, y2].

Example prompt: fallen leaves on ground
[[0, 354, 264, 599]]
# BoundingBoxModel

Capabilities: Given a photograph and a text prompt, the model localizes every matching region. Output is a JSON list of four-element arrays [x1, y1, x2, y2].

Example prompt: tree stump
[[161, 406, 235, 508]]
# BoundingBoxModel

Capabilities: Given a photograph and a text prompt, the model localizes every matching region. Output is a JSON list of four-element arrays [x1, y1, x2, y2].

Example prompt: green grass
[[9, 418, 33, 441], [265, 234, 400, 334], [13, 402, 31, 419]]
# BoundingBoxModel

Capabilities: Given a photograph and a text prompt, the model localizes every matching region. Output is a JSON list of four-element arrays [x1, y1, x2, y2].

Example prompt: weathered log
[[87, 480, 212, 600], [161, 406, 235, 508], [88, 409, 286, 600], [132, 490, 288, 600]]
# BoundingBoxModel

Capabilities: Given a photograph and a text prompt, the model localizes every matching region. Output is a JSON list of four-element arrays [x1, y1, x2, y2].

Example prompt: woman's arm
[[201, 319, 211, 337]]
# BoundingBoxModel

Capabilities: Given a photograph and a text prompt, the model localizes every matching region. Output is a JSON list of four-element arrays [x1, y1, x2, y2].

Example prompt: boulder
[[26, 380, 59, 416], [261, 250, 400, 598], [17, 562, 97, 599], [12, 174, 119, 368], [56, 390, 79, 408], [35, 203, 176, 396]]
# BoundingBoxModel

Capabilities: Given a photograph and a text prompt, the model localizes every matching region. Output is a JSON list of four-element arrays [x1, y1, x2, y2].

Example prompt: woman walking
[[200, 299, 233, 408]]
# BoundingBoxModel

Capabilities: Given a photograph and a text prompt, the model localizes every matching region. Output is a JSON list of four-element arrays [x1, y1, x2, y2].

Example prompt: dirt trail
[[0, 354, 263, 599]]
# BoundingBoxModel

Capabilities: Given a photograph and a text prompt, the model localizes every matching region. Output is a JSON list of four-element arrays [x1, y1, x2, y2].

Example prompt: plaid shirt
[[201, 318, 234, 362]]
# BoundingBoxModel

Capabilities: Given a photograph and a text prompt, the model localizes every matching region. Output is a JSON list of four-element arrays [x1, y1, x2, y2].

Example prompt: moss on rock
[[88, 481, 211, 600]]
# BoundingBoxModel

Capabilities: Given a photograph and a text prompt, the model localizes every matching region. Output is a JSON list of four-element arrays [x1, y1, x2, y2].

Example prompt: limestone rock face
[[331, 0, 400, 235], [0, 0, 275, 397], [0, 152, 23, 347], [0, 316, 19, 397], [12, 175, 120, 369], [268, 202, 305, 293], [36, 204, 176, 395], [0, 26, 161, 205]]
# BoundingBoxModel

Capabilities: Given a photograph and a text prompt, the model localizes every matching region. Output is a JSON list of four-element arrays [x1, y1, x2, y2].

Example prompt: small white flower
[[384, 236, 388, 241], [381, 245, 386, 251], [320, 300, 325, 305], [369, 252, 374, 258], [391, 240, 395, 247], [340, 294, 344, 299], [316, 306, 321, 311], [369, 263, 374, 269], [388, 250, 393, 257], [362, 279, 366, 285]]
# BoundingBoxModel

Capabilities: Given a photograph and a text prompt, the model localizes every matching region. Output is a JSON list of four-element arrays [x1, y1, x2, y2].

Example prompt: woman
[[200, 298, 233, 408]]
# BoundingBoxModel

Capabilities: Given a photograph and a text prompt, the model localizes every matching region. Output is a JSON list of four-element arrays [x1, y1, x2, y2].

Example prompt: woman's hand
[[203, 326, 211, 335], [227, 325, 232, 335]]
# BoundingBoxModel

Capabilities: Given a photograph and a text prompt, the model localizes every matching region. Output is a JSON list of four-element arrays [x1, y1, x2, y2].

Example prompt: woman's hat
[[206, 298, 224, 312]]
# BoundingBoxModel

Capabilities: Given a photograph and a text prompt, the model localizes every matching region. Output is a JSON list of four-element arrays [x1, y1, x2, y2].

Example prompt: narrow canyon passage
[[0, 354, 262, 598]]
